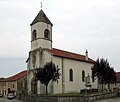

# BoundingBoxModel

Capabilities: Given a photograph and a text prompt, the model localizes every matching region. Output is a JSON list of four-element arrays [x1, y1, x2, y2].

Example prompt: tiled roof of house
[[116, 72, 120, 82], [2, 70, 27, 82], [47, 48, 95, 63], [0, 78, 4, 81]]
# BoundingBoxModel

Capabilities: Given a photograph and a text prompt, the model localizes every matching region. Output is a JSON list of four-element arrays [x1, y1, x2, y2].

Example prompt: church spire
[[31, 4, 53, 26]]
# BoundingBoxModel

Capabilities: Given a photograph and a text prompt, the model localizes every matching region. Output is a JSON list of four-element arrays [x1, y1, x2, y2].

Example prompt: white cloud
[[0, 0, 120, 77]]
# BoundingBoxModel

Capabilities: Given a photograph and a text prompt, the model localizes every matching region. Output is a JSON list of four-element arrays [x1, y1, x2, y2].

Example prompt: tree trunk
[[98, 79, 100, 93], [108, 83, 111, 92], [45, 84, 48, 95], [101, 77, 104, 92], [102, 79, 103, 92]]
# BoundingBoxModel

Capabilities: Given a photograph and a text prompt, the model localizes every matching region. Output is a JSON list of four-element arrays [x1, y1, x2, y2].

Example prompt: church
[[26, 8, 97, 95]]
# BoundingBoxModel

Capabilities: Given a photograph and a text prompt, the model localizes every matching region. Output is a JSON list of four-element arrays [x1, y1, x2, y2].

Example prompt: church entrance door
[[31, 78, 37, 94]]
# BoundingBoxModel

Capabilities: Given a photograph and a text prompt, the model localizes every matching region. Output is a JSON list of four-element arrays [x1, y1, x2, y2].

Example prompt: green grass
[[50, 92, 86, 97], [50, 92, 101, 97]]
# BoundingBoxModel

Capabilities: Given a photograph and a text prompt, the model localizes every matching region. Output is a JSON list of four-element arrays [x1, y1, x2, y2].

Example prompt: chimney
[[85, 50, 88, 61]]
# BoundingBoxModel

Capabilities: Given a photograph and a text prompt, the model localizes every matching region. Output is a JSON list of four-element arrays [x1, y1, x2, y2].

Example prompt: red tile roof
[[2, 70, 27, 82], [0, 78, 5, 81], [47, 48, 95, 63], [116, 72, 120, 82]]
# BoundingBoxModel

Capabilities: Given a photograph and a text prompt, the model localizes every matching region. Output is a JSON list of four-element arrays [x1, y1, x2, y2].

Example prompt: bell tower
[[27, 9, 53, 94], [30, 9, 53, 51]]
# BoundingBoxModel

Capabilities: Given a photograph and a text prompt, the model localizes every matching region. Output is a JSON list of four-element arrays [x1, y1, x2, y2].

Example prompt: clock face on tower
[[44, 29, 50, 39]]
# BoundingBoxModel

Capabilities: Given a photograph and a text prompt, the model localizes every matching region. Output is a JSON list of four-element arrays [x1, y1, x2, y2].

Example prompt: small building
[[0, 78, 5, 95], [111, 72, 120, 92], [0, 70, 27, 97], [26, 8, 97, 95]]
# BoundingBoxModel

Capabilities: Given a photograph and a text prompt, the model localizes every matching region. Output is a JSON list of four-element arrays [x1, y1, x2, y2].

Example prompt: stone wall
[[20, 92, 119, 102]]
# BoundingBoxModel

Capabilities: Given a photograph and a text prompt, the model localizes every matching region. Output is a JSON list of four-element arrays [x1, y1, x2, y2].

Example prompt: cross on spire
[[41, 2, 43, 9]]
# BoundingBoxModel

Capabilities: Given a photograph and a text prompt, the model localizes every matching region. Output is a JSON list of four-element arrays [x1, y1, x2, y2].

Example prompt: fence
[[20, 92, 119, 102]]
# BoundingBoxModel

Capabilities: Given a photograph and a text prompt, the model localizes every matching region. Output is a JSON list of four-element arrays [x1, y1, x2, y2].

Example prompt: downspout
[[51, 54, 53, 94], [62, 57, 65, 93]]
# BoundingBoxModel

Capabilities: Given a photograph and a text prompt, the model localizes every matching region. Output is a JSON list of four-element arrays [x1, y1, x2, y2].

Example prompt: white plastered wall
[[52, 56, 97, 94], [31, 22, 52, 51]]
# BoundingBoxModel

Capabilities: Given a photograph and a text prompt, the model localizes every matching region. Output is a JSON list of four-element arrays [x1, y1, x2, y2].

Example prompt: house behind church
[[0, 70, 27, 97]]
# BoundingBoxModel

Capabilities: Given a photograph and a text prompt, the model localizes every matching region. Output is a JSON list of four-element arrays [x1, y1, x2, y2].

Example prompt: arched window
[[82, 70, 85, 82], [32, 30, 37, 40], [44, 29, 50, 39], [69, 69, 73, 81]]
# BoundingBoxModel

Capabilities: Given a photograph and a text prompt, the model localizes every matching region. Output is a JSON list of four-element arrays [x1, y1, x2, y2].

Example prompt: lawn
[[51, 92, 87, 97]]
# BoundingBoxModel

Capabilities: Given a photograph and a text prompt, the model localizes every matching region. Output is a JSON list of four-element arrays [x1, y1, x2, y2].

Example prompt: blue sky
[[0, 0, 120, 77]]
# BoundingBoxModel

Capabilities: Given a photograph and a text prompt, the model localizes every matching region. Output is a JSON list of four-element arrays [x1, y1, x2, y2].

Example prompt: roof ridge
[[2, 70, 27, 82], [53, 48, 85, 57], [47, 48, 95, 63], [116, 72, 120, 74], [8, 70, 27, 77]]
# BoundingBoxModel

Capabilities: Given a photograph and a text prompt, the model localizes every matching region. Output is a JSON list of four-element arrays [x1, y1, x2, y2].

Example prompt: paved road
[[1, 97, 120, 102], [94, 97, 120, 102], [0, 98, 24, 102]]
